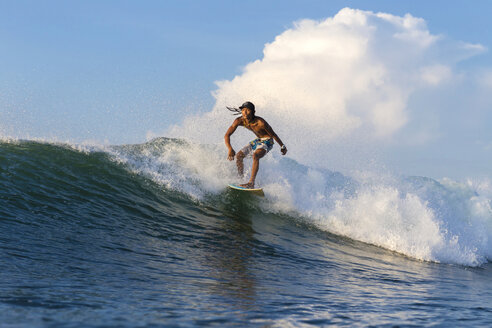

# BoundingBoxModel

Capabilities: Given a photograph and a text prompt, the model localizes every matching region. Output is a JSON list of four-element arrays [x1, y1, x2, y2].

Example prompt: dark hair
[[226, 101, 255, 116]]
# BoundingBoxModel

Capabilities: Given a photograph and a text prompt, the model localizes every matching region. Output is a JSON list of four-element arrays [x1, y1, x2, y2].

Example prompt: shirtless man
[[224, 101, 287, 188]]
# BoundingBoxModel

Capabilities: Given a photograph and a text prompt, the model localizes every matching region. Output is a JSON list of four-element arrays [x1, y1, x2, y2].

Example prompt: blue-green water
[[1, 139, 492, 327]]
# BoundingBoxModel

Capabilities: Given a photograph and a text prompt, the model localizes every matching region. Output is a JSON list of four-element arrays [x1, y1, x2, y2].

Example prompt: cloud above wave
[[169, 8, 485, 169]]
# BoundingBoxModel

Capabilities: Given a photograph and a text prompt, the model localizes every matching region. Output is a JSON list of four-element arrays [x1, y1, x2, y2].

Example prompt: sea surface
[[1, 138, 492, 327]]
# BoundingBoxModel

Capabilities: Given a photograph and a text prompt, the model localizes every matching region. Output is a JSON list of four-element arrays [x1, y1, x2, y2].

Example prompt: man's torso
[[241, 117, 271, 139]]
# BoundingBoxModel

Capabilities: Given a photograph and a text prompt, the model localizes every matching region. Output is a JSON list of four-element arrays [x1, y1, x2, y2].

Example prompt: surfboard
[[228, 184, 265, 197]]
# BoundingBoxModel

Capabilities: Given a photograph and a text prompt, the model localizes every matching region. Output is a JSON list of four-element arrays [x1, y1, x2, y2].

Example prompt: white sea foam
[[258, 157, 492, 266], [105, 139, 239, 199]]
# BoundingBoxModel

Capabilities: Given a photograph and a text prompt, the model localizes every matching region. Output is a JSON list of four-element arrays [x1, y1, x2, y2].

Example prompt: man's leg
[[236, 151, 245, 177], [241, 148, 266, 188]]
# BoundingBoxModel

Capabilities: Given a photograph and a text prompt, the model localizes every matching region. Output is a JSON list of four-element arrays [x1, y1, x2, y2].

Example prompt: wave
[[1, 138, 491, 266]]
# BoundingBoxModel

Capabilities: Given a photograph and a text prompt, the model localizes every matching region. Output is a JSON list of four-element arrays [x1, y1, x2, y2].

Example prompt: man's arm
[[224, 117, 241, 160], [263, 120, 287, 155]]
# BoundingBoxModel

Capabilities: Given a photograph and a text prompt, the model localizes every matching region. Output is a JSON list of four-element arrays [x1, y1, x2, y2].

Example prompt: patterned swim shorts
[[239, 138, 274, 157]]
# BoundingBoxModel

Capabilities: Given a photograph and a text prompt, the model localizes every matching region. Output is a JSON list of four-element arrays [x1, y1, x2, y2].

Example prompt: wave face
[[101, 137, 492, 266], [1, 138, 492, 326], [2, 138, 491, 265]]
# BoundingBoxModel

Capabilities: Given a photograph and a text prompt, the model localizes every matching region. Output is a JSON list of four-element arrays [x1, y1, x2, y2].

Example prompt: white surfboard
[[228, 184, 265, 197]]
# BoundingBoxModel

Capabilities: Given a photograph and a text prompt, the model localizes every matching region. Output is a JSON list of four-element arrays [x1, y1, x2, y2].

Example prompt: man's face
[[241, 108, 253, 120]]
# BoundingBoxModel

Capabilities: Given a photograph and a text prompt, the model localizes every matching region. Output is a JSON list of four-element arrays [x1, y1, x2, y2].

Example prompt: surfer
[[224, 101, 287, 188]]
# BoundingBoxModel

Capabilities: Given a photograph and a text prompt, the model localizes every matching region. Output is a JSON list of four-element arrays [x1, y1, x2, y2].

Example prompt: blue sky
[[2, 1, 492, 178]]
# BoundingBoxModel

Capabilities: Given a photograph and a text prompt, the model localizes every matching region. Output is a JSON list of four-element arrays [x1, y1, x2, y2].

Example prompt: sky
[[1, 0, 492, 179]]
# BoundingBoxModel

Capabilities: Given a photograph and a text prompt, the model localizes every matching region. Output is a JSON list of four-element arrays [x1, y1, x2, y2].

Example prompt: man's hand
[[281, 145, 287, 155], [227, 148, 236, 161]]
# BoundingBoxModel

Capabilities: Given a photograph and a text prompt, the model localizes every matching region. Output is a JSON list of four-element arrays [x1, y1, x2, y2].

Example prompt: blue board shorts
[[240, 138, 274, 157]]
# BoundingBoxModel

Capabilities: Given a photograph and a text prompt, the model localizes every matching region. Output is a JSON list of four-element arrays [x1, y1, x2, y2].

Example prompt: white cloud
[[168, 8, 485, 169], [420, 65, 452, 86]]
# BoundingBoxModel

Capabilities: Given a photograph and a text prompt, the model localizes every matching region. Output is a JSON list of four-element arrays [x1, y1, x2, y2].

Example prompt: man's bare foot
[[239, 182, 255, 189]]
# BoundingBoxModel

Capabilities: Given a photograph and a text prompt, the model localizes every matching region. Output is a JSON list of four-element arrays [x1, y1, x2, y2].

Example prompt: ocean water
[[1, 138, 492, 327]]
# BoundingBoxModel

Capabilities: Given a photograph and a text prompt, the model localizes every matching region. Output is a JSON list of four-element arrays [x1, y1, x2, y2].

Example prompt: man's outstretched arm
[[224, 118, 241, 160]]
